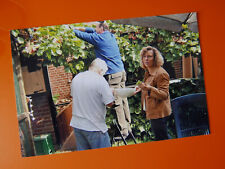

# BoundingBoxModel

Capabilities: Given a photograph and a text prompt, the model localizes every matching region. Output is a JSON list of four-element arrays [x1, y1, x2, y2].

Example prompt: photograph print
[[10, 12, 210, 157]]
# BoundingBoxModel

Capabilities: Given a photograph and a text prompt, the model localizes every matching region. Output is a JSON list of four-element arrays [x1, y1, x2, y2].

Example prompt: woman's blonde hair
[[140, 46, 164, 69]]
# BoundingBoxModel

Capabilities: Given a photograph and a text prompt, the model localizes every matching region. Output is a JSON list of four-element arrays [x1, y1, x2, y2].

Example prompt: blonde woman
[[135, 46, 171, 141]]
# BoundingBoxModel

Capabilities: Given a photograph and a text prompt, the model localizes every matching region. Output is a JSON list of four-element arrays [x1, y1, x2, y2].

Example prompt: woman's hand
[[133, 86, 141, 95], [139, 83, 151, 91], [133, 83, 151, 95]]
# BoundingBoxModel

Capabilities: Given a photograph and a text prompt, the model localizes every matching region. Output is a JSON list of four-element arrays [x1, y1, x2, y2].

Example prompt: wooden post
[[14, 54, 29, 113], [182, 55, 193, 78], [193, 57, 199, 78], [12, 37, 36, 156]]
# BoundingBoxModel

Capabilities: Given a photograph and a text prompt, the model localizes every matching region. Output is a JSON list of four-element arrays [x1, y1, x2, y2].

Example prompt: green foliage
[[11, 23, 94, 74], [169, 78, 205, 99], [11, 20, 201, 78], [52, 94, 60, 104]]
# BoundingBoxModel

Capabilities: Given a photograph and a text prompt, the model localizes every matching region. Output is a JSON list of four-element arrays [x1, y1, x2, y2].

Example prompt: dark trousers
[[150, 117, 169, 141]]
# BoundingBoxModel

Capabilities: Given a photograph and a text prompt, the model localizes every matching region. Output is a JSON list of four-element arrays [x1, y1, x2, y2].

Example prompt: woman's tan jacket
[[141, 67, 171, 120]]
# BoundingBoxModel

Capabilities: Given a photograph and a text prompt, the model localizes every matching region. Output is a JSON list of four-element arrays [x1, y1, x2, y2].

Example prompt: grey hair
[[89, 58, 108, 76]]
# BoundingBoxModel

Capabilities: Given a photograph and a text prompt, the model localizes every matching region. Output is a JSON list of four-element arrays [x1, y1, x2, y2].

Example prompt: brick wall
[[29, 92, 57, 144], [47, 65, 73, 100]]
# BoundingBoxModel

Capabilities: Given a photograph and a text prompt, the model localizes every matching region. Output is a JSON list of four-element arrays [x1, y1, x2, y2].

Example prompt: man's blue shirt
[[73, 27, 124, 75]]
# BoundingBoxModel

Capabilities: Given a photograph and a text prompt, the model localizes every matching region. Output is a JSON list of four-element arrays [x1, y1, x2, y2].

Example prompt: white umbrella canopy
[[112, 12, 198, 33]]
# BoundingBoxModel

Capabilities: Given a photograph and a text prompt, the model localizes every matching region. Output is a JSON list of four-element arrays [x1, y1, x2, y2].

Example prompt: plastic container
[[34, 134, 55, 155], [114, 88, 136, 98]]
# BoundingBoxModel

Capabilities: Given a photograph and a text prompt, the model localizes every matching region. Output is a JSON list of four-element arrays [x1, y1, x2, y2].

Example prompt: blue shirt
[[73, 27, 124, 75]]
